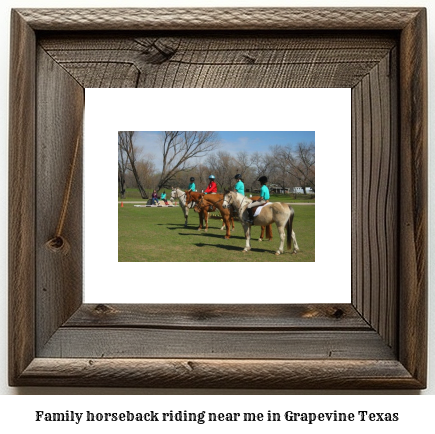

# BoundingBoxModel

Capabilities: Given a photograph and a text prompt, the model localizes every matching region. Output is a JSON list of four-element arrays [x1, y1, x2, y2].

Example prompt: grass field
[[118, 202, 315, 262]]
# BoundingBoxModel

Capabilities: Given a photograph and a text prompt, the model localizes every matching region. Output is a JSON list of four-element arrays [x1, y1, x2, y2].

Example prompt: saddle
[[251, 200, 270, 219], [250, 205, 262, 217]]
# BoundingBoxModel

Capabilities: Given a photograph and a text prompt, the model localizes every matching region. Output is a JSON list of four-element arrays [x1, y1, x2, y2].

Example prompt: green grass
[[118, 203, 315, 262], [119, 188, 315, 203]]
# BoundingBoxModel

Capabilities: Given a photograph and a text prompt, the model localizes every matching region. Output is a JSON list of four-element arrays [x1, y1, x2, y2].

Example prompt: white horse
[[170, 187, 194, 228], [222, 191, 299, 255]]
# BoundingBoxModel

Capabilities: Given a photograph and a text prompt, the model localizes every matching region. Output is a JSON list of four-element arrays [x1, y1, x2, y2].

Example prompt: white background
[[0, 0, 434, 415], [85, 88, 351, 304]]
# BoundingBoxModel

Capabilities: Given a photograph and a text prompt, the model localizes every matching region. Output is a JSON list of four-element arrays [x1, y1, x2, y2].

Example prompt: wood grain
[[398, 8, 428, 386], [351, 51, 398, 351], [38, 33, 396, 89], [17, 358, 420, 389], [16, 8, 422, 31], [8, 10, 36, 387], [8, 7, 427, 389], [35, 47, 84, 353]]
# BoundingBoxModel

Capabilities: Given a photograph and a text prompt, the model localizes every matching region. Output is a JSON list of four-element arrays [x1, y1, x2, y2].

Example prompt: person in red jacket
[[204, 175, 217, 194]]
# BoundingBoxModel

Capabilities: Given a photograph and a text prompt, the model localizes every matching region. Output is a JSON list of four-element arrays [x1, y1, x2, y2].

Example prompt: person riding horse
[[246, 176, 270, 223], [234, 174, 245, 195], [204, 175, 217, 194], [188, 177, 196, 192]]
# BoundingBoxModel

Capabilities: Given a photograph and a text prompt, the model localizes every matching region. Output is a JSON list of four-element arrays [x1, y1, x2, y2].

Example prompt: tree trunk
[[129, 157, 148, 199]]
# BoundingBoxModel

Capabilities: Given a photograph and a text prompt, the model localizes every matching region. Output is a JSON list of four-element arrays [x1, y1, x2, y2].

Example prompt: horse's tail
[[286, 205, 295, 250]]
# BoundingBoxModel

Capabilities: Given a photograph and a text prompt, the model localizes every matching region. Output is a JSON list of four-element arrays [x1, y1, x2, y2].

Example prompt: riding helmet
[[258, 175, 268, 183], [190, 177, 195, 182], [209, 175, 215, 179], [235, 174, 242, 179]]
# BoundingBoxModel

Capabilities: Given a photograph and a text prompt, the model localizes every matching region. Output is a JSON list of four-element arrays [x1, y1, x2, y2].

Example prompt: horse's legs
[[242, 222, 251, 252], [198, 211, 203, 231], [292, 230, 300, 253], [267, 224, 273, 240], [183, 206, 188, 227], [204, 210, 208, 232], [275, 224, 286, 255], [223, 216, 231, 239], [259, 226, 265, 241]]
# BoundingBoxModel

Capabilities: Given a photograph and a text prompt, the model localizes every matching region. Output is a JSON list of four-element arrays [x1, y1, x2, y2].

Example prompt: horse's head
[[222, 190, 232, 209], [170, 187, 178, 201], [193, 194, 207, 212], [186, 190, 202, 205], [185, 189, 193, 205]]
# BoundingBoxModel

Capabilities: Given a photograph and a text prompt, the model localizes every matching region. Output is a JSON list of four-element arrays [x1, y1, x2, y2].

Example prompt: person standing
[[204, 175, 217, 194], [245, 176, 270, 223], [234, 174, 245, 196]]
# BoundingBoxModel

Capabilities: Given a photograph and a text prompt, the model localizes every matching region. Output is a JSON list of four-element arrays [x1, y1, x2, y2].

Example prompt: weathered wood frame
[[9, 8, 427, 388]]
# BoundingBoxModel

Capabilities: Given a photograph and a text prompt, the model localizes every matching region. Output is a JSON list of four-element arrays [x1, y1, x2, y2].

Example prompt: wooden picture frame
[[9, 8, 427, 389]]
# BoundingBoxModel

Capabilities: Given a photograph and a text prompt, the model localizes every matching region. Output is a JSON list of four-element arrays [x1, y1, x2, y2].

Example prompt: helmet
[[258, 176, 268, 183], [235, 174, 242, 179], [209, 175, 215, 179], [190, 177, 195, 182]]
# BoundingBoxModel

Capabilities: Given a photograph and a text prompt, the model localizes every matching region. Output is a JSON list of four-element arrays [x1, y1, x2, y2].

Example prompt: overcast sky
[[133, 131, 315, 169]]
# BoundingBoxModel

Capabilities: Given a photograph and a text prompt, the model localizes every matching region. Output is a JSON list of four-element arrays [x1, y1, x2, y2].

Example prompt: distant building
[[269, 184, 291, 194], [293, 186, 314, 194]]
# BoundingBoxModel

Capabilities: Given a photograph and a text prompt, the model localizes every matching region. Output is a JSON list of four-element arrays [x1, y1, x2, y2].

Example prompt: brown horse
[[185, 191, 235, 239]]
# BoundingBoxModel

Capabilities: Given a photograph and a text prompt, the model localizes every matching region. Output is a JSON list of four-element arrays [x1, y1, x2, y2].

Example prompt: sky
[[133, 131, 315, 169]]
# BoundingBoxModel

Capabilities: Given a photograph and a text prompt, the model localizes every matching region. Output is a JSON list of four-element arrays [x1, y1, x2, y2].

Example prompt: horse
[[251, 196, 273, 242], [170, 187, 195, 228], [222, 191, 299, 255], [185, 191, 235, 239]]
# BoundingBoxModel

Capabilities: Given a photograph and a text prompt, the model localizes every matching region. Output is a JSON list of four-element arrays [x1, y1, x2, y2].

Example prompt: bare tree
[[269, 145, 294, 194], [156, 131, 220, 191], [249, 151, 276, 192], [234, 150, 252, 179], [206, 150, 238, 191], [118, 131, 148, 199], [280, 142, 315, 193], [136, 154, 157, 191], [118, 142, 128, 199]]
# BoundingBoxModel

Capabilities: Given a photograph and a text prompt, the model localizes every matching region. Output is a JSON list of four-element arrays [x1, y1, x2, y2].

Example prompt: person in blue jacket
[[188, 177, 196, 192], [234, 174, 245, 196], [245, 176, 270, 223]]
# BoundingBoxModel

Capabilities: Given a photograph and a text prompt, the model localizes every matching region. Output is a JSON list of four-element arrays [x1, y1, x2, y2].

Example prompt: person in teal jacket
[[234, 174, 245, 196], [188, 177, 196, 192], [245, 176, 270, 223], [160, 191, 169, 205]]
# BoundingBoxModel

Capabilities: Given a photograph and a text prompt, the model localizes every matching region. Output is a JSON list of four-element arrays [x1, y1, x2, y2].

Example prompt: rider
[[188, 176, 196, 192], [234, 174, 245, 196], [204, 175, 217, 194], [245, 176, 270, 223]]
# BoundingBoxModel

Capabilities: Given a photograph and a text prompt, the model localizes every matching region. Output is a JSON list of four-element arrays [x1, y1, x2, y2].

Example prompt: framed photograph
[[9, 8, 427, 388], [89, 88, 346, 304]]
